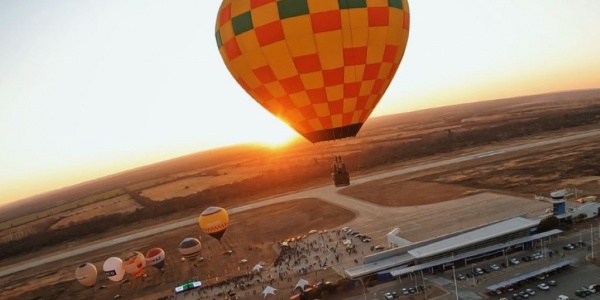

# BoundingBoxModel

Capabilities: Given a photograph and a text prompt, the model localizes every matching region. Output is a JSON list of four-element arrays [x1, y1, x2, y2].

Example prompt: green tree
[[537, 215, 560, 232]]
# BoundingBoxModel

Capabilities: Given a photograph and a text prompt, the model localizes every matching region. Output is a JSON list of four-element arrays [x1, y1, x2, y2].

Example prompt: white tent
[[261, 286, 277, 299], [294, 279, 310, 291], [252, 264, 263, 272]]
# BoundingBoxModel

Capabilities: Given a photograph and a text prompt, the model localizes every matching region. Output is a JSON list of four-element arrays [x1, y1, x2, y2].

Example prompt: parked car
[[490, 264, 501, 271], [575, 289, 589, 297], [518, 291, 530, 298], [383, 292, 393, 300], [512, 293, 523, 300], [563, 243, 576, 250], [548, 280, 557, 286], [525, 288, 535, 296], [510, 258, 521, 265], [456, 273, 466, 280], [537, 283, 550, 290]]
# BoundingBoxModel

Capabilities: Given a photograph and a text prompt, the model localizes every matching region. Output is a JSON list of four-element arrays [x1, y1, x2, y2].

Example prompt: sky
[[1, 0, 600, 205]]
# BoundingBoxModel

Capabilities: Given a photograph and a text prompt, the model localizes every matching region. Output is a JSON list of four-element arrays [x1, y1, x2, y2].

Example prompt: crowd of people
[[170, 228, 369, 299]]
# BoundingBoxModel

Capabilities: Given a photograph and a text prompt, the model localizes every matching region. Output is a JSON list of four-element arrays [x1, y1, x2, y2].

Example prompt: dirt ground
[[0, 198, 355, 300], [339, 180, 472, 206]]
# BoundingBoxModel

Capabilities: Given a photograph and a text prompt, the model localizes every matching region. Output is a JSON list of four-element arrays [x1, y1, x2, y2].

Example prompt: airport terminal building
[[344, 216, 562, 280], [345, 189, 600, 281]]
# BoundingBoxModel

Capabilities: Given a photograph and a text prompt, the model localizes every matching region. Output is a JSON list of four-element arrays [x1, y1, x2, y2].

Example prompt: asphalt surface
[[2, 129, 600, 278]]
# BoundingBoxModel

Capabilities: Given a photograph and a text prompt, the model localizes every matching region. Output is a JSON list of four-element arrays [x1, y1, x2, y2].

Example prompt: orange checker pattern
[[216, 0, 410, 143]]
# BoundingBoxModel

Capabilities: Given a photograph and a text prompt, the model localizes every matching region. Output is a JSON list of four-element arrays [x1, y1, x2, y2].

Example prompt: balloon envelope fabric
[[216, 0, 410, 143]]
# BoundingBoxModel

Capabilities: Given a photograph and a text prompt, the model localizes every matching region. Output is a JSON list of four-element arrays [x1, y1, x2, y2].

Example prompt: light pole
[[471, 264, 476, 286], [420, 269, 428, 299], [452, 265, 459, 300], [503, 248, 509, 268], [358, 278, 367, 300], [591, 224, 595, 261]]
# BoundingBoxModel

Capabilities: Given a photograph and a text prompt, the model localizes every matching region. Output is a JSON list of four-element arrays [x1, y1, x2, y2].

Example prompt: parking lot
[[357, 226, 600, 300]]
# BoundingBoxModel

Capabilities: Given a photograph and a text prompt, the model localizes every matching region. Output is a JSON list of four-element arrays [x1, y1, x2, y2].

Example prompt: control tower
[[550, 190, 567, 215]]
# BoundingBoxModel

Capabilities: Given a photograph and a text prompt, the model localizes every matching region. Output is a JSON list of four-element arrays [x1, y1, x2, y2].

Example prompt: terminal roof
[[408, 217, 539, 258]]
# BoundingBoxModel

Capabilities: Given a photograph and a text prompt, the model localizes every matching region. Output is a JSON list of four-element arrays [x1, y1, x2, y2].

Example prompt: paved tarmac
[[1, 129, 600, 278]]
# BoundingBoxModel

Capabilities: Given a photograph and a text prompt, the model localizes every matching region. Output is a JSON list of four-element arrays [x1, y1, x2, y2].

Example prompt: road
[[2, 129, 600, 278]]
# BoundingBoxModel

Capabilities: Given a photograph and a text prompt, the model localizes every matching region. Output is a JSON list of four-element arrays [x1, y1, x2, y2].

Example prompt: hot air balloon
[[215, 0, 410, 143], [146, 247, 166, 271], [122, 251, 146, 278], [198, 206, 229, 241], [103, 257, 126, 282], [178, 238, 202, 260], [75, 262, 98, 287]]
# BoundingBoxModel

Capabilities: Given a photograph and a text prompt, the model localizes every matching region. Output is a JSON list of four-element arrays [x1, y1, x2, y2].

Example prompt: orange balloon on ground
[[122, 251, 146, 278], [215, 0, 410, 143], [198, 206, 229, 241], [75, 263, 97, 287]]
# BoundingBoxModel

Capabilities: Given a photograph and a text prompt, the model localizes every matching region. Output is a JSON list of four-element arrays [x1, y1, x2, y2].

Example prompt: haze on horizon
[[1, 0, 600, 206]]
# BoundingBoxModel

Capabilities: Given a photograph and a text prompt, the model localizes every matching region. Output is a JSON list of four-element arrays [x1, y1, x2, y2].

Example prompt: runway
[[1, 129, 599, 277]]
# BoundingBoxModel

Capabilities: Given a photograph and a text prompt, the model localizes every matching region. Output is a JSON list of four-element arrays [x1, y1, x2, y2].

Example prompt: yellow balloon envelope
[[198, 206, 229, 241], [215, 0, 410, 142], [75, 262, 98, 287], [122, 251, 146, 278]]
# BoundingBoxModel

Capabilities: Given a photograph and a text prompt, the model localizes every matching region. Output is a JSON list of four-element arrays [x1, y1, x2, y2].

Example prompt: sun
[[256, 122, 298, 147]]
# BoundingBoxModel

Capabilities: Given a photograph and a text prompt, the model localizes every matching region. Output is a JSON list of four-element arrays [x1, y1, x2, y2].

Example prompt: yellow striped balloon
[[216, 0, 410, 142], [198, 206, 229, 241]]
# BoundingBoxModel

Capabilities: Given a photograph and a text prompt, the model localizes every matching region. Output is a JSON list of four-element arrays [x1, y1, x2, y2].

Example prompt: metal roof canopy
[[408, 217, 539, 258], [344, 253, 414, 279], [386, 229, 561, 278], [485, 259, 574, 291]]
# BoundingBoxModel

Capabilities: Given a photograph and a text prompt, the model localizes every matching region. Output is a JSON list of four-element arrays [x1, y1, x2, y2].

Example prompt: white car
[[510, 258, 520, 265], [490, 264, 500, 271], [525, 288, 536, 295], [383, 292, 393, 300], [537, 283, 550, 290]]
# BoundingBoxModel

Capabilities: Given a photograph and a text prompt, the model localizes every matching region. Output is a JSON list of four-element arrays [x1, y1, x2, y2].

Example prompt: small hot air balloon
[[146, 247, 166, 271], [75, 262, 97, 287], [178, 238, 202, 260], [215, 0, 410, 143], [122, 251, 146, 278], [198, 206, 229, 241], [103, 257, 125, 282]]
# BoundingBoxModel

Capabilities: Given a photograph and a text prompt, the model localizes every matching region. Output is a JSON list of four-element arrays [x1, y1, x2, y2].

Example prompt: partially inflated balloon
[[146, 247, 166, 270], [198, 206, 229, 241], [179, 238, 202, 260], [103, 257, 125, 282], [122, 251, 146, 277], [75, 263, 97, 287], [215, 0, 410, 142]]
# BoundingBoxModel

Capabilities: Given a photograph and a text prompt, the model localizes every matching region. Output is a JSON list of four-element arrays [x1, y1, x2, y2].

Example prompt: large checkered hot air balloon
[[215, 0, 410, 143]]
